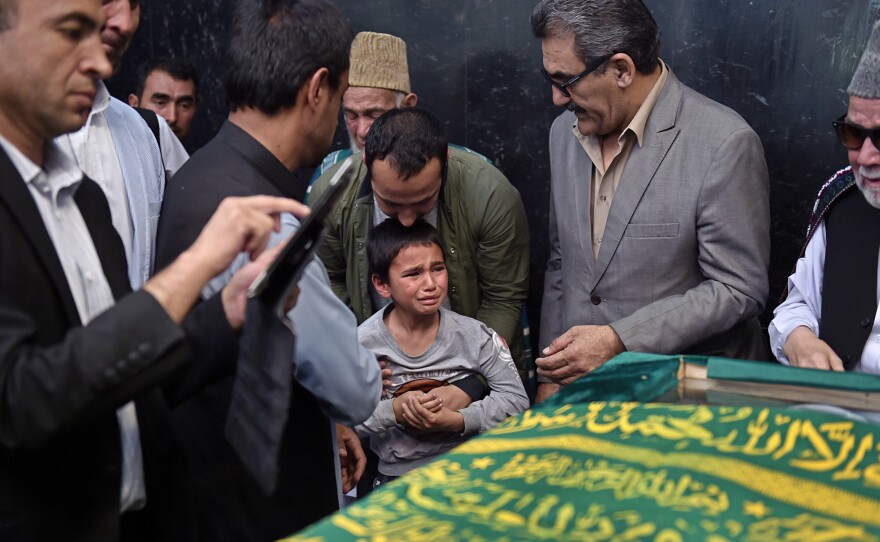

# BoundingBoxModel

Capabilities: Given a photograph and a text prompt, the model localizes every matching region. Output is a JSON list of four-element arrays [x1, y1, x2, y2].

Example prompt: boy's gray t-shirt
[[356, 306, 529, 477]]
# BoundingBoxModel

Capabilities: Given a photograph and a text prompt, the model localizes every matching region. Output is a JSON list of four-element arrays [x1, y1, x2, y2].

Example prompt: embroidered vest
[[819, 184, 880, 369]]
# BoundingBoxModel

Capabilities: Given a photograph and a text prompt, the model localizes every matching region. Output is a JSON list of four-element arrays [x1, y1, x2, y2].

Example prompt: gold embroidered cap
[[349, 32, 411, 94]]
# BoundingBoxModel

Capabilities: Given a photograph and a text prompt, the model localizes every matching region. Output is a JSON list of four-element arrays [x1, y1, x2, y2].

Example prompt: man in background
[[129, 56, 199, 143], [311, 31, 417, 179]]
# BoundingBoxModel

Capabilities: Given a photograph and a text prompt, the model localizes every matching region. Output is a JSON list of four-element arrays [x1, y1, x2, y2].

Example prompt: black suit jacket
[[156, 121, 338, 541], [0, 146, 232, 540]]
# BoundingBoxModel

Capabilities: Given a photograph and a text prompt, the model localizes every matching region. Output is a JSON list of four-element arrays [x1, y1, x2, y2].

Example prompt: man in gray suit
[[532, 0, 770, 401]]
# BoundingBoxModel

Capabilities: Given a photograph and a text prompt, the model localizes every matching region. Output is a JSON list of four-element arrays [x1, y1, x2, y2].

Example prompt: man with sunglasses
[[533, 0, 771, 401], [770, 21, 880, 374]]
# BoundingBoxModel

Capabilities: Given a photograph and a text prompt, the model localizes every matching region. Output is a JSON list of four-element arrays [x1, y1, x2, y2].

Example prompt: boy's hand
[[430, 385, 472, 411], [400, 396, 464, 434], [392, 391, 442, 423]]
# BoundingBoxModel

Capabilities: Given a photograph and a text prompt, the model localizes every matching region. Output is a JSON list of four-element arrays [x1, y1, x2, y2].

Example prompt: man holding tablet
[[154, 0, 380, 539]]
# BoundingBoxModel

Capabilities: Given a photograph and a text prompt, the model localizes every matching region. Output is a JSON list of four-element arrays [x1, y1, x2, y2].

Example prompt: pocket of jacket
[[624, 223, 679, 238]]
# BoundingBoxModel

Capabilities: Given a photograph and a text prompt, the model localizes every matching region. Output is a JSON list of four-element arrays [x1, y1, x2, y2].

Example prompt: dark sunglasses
[[832, 115, 880, 150], [541, 54, 615, 98]]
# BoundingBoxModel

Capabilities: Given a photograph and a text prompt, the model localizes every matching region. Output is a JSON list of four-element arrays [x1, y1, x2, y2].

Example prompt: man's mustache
[[567, 103, 586, 114]]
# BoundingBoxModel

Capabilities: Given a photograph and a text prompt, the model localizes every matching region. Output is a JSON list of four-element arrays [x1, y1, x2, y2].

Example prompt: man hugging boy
[[356, 219, 529, 484]]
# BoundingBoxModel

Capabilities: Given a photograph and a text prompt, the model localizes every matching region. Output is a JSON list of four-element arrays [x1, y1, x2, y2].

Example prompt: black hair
[[531, 0, 661, 75], [368, 219, 446, 283], [225, 0, 353, 115], [364, 108, 448, 180], [134, 56, 199, 99]]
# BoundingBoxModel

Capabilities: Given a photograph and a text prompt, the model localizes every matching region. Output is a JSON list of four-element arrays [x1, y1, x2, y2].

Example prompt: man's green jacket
[[311, 147, 530, 376]]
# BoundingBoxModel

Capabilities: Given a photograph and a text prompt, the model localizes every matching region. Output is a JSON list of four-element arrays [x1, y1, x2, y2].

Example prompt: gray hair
[[531, 0, 661, 74]]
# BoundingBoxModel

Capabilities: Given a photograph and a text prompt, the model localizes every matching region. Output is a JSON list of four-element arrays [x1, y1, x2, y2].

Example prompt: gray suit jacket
[[540, 70, 770, 361]]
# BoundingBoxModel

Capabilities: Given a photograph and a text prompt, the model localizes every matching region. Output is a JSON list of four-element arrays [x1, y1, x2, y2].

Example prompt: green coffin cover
[[284, 354, 880, 541]]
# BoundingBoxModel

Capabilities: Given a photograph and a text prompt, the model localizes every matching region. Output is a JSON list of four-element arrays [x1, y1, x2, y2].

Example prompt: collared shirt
[[58, 82, 133, 267], [57, 81, 189, 284], [573, 61, 669, 259], [0, 135, 146, 511], [769, 220, 880, 374]]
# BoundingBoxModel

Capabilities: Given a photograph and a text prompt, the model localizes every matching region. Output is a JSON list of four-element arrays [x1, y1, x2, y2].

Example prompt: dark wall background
[[109, 0, 880, 346]]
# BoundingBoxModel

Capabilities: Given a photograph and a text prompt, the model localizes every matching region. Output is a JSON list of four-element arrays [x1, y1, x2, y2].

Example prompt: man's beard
[[856, 165, 880, 209]]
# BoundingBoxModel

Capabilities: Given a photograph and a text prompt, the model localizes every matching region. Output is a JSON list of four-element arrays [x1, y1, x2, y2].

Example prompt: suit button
[[591, 294, 601, 305], [138, 342, 152, 355], [104, 367, 118, 381], [861, 318, 872, 327], [127, 351, 141, 364]]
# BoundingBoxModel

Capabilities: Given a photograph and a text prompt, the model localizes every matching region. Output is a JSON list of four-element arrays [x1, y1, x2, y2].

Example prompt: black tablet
[[247, 158, 353, 313]]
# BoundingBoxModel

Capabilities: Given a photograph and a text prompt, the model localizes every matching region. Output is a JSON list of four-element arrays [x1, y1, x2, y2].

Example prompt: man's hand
[[783, 326, 844, 371], [536, 325, 624, 385], [535, 382, 561, 404], [335, 424, 366, 493], [188, 195, 310, 278], [221, 241, 300, 331], [145, 196, 309, 324]]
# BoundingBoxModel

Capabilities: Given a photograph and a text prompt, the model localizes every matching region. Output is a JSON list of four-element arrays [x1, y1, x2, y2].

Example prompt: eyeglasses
[[541, 54, 614, 98], [832, 115, 880, 150]]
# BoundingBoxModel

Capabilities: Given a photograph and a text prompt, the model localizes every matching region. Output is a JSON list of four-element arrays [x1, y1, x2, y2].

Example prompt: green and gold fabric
[[284, 354, 880, 541]]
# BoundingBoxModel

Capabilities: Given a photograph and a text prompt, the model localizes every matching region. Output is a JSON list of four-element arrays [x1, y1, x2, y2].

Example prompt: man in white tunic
[[771, 20, 880, 374]]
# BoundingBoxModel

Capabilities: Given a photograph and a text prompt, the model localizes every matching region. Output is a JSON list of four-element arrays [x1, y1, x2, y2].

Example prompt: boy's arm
[[354, 398, 398, 438], [457, 330, 530, 435]]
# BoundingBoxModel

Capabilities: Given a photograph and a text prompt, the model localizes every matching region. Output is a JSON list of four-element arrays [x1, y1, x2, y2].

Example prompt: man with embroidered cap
[[338, 31, 417, 155], [771, 20, 880, 374], [312, 31, 493, 178], [311, 33, 531, 381], [533, 0, 771, 401], [310, 32, 416, 179]]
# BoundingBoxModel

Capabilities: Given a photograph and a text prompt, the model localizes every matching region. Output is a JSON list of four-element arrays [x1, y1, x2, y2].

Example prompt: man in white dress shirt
[[771, 20, 880, 374], [56, 0, 187, 289]]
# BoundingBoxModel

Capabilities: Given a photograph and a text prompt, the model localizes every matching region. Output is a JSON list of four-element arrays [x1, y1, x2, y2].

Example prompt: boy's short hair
[[368, 219, 446, 283]]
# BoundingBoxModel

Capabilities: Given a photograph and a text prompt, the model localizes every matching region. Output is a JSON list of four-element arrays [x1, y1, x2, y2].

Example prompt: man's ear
[[372, 273, 393, 299], [304, 67, 332, 110], [402, 92, 418, 108], [128, 94, 140, 107], [609, 53, 636, 89]]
